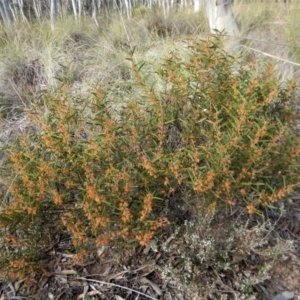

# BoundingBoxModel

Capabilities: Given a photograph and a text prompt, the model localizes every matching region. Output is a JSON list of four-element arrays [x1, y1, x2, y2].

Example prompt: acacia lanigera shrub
[[0, 37, 299, 279]]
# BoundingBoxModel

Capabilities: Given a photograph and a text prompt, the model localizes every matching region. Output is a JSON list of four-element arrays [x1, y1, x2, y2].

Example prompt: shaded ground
[[1, 195, 300, 300], [256, 193, 300, 300]]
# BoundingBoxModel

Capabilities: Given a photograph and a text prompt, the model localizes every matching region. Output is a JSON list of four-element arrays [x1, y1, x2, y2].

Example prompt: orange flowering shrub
[[0, 37, 299, 279]]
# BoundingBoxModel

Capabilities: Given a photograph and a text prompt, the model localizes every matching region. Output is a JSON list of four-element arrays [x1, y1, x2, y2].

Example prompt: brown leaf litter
[[1, 195, 300, 299]]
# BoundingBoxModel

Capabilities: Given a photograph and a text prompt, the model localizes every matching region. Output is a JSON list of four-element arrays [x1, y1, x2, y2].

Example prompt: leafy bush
[[0, 37, 299, 279], [157, 209, 293, 299]]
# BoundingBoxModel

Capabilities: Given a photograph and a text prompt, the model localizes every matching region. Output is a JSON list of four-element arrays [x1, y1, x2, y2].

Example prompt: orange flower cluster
[[9, 258, 26, 269], [193, 170, 215, 193], [94, 216, 110, 229], [21, 174, 35, 197], [120, 200, 132, 224], [52, 190, 63, 205], [139, 193, 153, 221], [85, 183, 102, 204], [96, 232, 117, 246], [73, 249, 88, 262], [141, 155, 157, 178], [169, 161, 181, 183], [136, 217, 169, 246], [222, 180, 231, 193], [39, 161, 56, 178], [247, 205, 256, 214]]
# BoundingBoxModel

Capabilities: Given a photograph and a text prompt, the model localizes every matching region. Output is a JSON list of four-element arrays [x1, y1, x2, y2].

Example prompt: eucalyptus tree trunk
[[123, 0, 131, 18], [0, 0, 13, 25], [91, 0, 98, 26], [71, 0, 77, 19], [50, 0, 58, 29], [194, 0, 202, 12], [97, 0, 101, 14], [32, 0, 42, 20], [59, 0, 68, 18], [16, 0, 27, 22], [162, 0, 167, 17], [77, 0, 82, 17], [206, 0, 239, 36], [180, 0, 187, 9], [165, 0, 170, 16]]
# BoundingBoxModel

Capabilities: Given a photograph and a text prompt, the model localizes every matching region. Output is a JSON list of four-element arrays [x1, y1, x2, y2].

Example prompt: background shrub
[[0, 37, 299, 279]]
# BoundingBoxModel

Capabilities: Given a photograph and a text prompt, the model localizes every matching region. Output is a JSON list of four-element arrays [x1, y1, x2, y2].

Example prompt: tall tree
[[15, 0, 27, 22], [32, 0, 42, 20], [0, 0, 13, 24], [123, 0, 131, 18], [50, 0, 58, 29], [71, 0, 77, 19], [194, 0, 202, 12], [77, 0, 82, 17], [91, 0, 98, 26], [206, 0, 239, 37]]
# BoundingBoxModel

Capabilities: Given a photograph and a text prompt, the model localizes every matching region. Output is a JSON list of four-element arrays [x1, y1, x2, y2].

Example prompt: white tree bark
[[97, 0, 101, 14], [32, 0, 42, 20], [16, 0, 27, 22], [0, 0, 13, 24], [71, 0, 77, 19], [91, 0, 98, 26], [50, 0, 58, 29], [206, 0, 239, 36], [123, 0, 131, 18], [181, 0, 187, 9], [77, 0, 82, 17], [0, 0, 240, 32], [194, 0, 202, 12]]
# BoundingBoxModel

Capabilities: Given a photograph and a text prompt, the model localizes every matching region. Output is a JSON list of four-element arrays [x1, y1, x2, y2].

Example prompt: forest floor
[[1, 195, 300, 300]]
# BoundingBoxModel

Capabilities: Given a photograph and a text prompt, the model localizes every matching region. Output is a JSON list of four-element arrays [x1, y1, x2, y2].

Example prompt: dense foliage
[[0, 37, 299, 279]]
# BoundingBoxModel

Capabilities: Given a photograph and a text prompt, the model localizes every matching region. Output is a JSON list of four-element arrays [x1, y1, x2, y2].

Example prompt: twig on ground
[[241, 45, 300, 67], [75, 277, 158, 300]]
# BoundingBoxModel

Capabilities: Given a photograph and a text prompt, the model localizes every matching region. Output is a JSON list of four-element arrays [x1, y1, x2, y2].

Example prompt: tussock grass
[[234, 2, 300, 80]]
